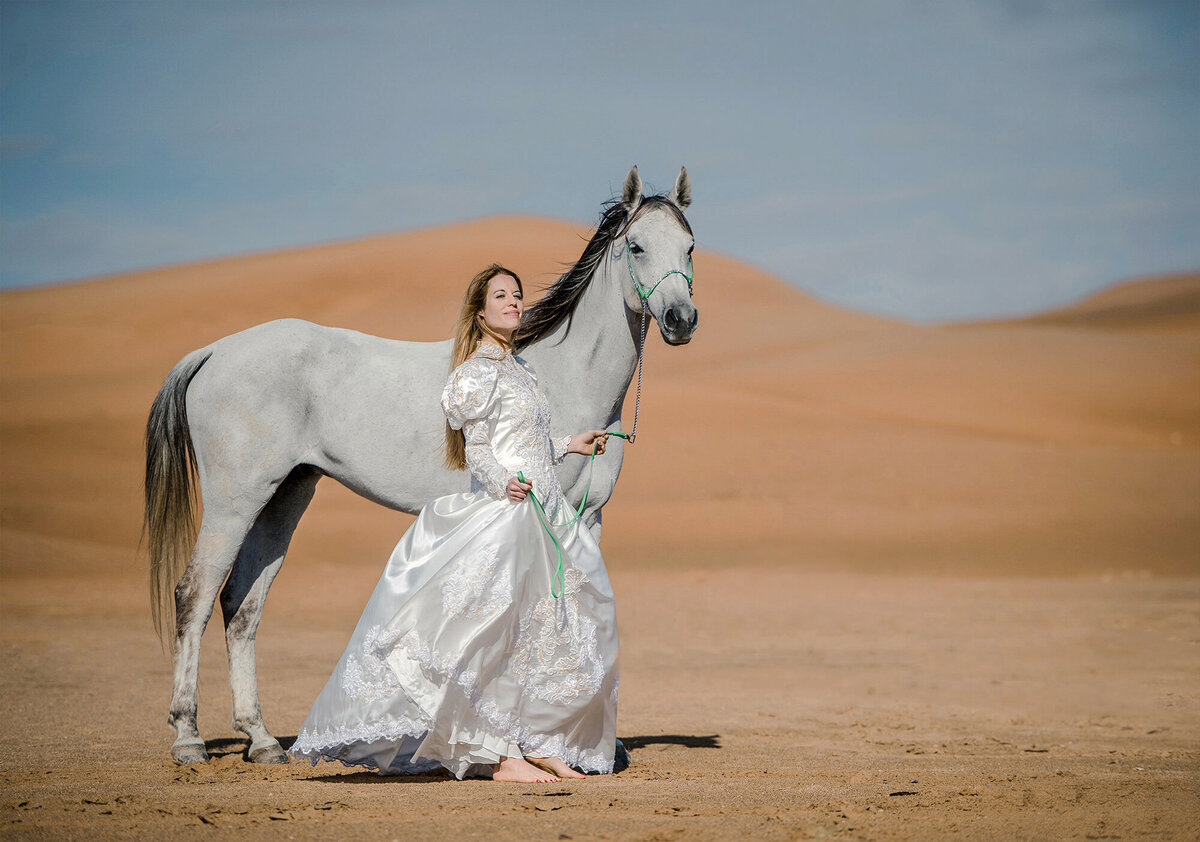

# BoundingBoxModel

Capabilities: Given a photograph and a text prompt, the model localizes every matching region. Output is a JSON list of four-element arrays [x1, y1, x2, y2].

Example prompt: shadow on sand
[[620, 734, 721, 750], [203, 737, 253, 759], [309, 770, 454, 784], [254, 734, 718, 782]]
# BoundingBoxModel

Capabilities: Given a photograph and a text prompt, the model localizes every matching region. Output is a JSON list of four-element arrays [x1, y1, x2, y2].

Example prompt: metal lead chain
[[627, 298, 649, 444]]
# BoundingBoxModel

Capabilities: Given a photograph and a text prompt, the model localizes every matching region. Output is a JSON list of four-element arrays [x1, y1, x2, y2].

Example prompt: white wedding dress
[[288, 339, 619, 779]]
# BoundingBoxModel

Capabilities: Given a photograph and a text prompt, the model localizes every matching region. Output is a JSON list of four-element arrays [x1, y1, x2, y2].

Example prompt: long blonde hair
[[443, 264, 524, 470]]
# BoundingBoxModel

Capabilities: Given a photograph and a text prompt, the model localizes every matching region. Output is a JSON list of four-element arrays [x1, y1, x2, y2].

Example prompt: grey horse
[[144, 165, 697, 767]]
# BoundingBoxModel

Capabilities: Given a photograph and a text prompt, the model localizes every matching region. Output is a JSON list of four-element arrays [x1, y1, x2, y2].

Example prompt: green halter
[[625, 237, 695, 300]]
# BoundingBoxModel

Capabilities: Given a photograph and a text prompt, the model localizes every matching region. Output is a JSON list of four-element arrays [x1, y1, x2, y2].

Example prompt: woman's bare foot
[[527, 755, 587, 779], [492, 756, 560, 783]]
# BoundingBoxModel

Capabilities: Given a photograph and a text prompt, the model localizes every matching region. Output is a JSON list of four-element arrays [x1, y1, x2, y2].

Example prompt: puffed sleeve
[[440, 361, 510, 500], [441, 359, 500, 431]]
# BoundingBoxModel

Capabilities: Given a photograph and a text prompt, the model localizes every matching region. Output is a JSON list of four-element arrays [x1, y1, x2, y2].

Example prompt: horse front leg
[[221, 468, 320, 764], [168, 511, 255, 764]]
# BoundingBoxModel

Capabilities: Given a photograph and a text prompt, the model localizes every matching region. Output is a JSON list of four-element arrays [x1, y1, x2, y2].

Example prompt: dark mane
[[513, 195, 692, 352]]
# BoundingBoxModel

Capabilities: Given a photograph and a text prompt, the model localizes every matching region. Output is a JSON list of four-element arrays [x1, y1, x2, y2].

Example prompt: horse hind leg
[[221, 466, 320, 764], [168, 506, 259, 764]]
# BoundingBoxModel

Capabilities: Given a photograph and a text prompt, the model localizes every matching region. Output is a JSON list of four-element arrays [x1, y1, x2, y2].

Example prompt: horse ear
[[622, 165, 643, 213], [668, 166, 691, 209]]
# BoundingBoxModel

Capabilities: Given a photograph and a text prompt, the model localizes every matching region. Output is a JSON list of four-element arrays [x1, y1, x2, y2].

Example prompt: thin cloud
[[1, 1, 1197, 319]]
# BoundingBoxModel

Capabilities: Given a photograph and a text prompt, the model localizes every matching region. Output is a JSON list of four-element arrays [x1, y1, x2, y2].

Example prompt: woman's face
[[479, 274, 523, 341]]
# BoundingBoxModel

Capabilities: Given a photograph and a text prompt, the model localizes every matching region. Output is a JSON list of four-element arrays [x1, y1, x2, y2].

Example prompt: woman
[[288, 264, 618, 783]]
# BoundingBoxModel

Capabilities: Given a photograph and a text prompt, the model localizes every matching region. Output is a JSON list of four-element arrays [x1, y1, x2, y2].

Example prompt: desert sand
[[1, 216, 1197, 840]]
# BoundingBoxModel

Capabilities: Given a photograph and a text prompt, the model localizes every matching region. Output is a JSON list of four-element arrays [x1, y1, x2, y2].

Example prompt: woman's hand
[[570, 430, 610, 455], [506, 475, 532, 503]]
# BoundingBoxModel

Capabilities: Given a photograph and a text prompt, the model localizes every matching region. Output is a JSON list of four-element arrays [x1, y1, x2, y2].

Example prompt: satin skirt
[[287, 491, 619, 780]]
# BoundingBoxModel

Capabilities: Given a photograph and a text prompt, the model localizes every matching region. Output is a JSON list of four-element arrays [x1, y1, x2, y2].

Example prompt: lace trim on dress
[[295, 566, 612, 774], [341, 625, 405, 704], [462, 417, 512, 500], [441, 543, 513, 620], [291, 712, 434, 758], [550, 434, 573, 466], [502, 358, 567, 518], [510, 568, 605, 704], [473, 697, 609, 771], [291, 705, 611, 774], [295, 663, 613, 773], [473, 340, 511, 361]]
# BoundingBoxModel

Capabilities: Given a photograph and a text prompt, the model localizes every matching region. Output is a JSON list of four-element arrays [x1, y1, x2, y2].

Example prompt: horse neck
[[524, 251, 640, 424]]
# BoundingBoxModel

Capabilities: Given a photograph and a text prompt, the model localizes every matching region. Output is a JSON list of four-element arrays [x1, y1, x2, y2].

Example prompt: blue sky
[[2, 0, 1197, 320]]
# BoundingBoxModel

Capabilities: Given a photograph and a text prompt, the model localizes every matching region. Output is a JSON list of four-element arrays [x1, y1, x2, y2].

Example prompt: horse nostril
[[664, 307, 698, 333]]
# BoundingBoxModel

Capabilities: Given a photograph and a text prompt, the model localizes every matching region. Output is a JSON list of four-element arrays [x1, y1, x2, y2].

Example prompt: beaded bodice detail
[[441, 340, 572, 519]]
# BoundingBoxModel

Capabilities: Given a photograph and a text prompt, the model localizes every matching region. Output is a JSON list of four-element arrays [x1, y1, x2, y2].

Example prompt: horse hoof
[[614, 738, 631, 772], [248, 742, 289, 764], [171, 741, 209, 765]]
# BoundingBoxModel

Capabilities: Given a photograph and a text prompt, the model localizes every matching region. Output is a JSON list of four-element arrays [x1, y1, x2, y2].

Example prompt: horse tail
[[143, 348, 212, 649]]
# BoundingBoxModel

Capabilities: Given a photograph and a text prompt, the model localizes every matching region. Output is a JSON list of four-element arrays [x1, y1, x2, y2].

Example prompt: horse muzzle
[[660, 303, 698, 345]]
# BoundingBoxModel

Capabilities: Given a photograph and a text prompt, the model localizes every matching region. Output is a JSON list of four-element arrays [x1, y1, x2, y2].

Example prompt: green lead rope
[[518, 432, 629, 599]]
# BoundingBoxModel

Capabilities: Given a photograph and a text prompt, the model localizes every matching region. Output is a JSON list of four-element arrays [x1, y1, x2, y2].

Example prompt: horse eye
[[630, 243, 644, 255]]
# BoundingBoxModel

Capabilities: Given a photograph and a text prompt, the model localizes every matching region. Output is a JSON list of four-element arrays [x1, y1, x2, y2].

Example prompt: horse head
[[613, 166, 698, 346]]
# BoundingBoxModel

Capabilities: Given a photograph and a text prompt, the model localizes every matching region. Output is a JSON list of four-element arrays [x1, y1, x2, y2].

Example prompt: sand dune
[[995, 272, 1200, 333], [2, 218, 1198, 840], [3, 217, 1196, 576]]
